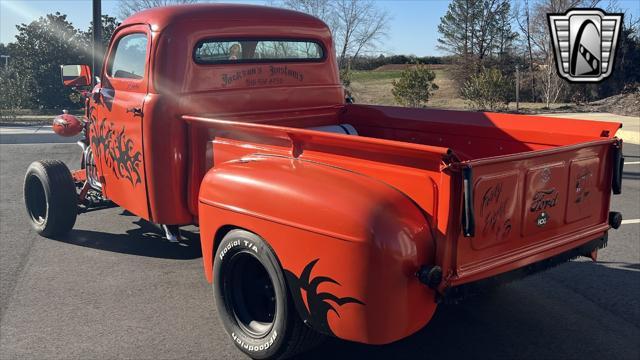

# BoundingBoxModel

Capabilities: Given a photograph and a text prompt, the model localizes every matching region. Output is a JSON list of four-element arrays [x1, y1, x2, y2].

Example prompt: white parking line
[[621, 219, 640, 225], [624, 161, 640, 165]]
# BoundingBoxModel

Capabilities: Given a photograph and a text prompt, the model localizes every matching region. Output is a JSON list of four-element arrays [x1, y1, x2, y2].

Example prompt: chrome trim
[[83, 145, 102, 190]]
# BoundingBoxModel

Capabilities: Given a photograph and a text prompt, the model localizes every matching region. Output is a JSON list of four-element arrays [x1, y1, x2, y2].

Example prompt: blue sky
[[1, 0, 638, 56]]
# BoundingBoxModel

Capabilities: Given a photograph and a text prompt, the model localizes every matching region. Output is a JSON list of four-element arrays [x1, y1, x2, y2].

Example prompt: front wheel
[[23, 160, 77, 238], [213, 230, 324, 359]]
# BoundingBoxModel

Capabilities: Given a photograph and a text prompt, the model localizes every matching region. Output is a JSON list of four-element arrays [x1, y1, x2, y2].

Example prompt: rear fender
[[198, 155, 436, 345]]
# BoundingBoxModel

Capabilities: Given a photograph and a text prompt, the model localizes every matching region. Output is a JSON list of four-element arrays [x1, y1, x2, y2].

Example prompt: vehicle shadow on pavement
[[300, 261, 640, 360], [55, 217, 202, 260]]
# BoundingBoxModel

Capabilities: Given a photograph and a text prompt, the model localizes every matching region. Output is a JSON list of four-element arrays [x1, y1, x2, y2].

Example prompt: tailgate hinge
[[462, 166, 475, 237], [612, 140, 624, 195]]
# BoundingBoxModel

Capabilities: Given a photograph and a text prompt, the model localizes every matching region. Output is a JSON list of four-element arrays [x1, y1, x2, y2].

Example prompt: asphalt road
[[1, 132, 638, 359]]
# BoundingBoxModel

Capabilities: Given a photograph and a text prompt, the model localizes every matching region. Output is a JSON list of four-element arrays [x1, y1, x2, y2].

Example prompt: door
[[91, 25, 150, 219]]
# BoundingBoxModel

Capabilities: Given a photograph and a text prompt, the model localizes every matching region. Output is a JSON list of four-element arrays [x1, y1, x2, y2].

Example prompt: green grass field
[[349, 68, 572, 112]]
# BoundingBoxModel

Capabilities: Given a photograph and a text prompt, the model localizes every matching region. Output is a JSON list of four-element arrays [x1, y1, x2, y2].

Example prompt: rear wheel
[[213, 230, 324, 359], [23, 160, 77, 238]]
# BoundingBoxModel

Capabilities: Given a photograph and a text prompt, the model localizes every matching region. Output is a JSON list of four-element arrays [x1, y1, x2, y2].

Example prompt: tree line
[[0, 0, 392, 112], [438, 0, 639, 109], [0, 13, 118, 111], [0, 0, 638, 112]]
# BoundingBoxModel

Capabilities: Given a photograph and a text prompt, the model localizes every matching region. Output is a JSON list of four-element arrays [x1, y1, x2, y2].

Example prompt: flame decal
[[90, 115, 142, 187], [284, 259, 364, 336]]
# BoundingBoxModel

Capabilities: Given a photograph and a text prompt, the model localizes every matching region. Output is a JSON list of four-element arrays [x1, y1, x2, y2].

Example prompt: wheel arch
[[210, 224, 287, 282], [198, 155, 438, 345]]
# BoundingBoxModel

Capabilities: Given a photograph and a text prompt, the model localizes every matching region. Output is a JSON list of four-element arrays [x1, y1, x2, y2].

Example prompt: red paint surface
[[79, 4, 622, 345]]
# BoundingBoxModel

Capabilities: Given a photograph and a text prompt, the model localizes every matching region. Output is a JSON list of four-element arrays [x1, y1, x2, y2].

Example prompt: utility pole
[[92, 0, 102, 86], [515, 65, 520, 112], [0, 55, 9, 68]]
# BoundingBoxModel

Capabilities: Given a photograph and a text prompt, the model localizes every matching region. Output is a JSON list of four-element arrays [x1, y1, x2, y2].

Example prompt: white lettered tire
[[213, 229, 324, 359]]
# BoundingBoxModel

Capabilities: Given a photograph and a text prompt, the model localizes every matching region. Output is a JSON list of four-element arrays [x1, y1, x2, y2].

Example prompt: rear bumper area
[[442, 234, 608, 304]]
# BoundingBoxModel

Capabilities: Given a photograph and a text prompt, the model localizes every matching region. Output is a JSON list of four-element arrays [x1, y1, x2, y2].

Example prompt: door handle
[[126, 107, 143, 117]]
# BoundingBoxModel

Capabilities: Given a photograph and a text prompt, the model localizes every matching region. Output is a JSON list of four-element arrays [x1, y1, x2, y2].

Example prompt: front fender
[[198, 155, 437, 344]]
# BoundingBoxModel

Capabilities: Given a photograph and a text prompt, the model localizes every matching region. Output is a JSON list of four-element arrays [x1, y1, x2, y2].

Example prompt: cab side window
[[108, 33, 148, 80]]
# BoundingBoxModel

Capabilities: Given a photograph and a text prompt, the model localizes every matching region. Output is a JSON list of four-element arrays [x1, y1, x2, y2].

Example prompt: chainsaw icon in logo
[[548, 8, 623, 82]]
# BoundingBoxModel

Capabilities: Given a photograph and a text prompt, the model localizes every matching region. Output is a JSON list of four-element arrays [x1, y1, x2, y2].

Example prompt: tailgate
[[451, 139, 622, 284]]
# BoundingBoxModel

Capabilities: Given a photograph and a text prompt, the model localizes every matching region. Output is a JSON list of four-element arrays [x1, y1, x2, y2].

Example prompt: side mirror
[[61, 64, 92, 87]]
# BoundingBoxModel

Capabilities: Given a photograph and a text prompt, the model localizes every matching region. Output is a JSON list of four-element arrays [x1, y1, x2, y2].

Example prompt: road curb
[[618, 129, 640, 145], [539, 112, 640, 145], [0, 121, 51, 127]]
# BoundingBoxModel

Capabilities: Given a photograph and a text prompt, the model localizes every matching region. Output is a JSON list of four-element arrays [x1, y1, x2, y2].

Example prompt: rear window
[[194, 39, 324, 64]]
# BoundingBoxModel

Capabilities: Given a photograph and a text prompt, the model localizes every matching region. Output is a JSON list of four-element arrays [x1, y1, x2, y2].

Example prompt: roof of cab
[[120, 3, 328, 31]]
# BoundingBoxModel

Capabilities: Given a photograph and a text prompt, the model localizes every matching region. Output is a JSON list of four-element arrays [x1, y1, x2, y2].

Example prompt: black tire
[[23, 160, 77, 238], [213, 229, 324, 359]]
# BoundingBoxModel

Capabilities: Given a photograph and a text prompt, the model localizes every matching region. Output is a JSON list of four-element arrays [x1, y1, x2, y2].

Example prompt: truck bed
[[186, 104, 621, 159], [183, 104, 623, 289], [340, 105, 622, 160]]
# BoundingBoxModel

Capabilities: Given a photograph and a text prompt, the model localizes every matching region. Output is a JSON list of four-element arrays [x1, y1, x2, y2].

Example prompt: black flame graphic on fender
[[284, 259, 364, 336], [89, 110, 142, 187]]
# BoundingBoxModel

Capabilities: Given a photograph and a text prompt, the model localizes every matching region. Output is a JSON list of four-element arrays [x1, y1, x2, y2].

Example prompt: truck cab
[[24, 4, 624, 359], [87, 5, 343, 224]]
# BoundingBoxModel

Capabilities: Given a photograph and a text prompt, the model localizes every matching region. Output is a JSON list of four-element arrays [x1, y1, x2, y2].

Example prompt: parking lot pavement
[[0, 126, 80, 144], [0, 131, 638, 360]]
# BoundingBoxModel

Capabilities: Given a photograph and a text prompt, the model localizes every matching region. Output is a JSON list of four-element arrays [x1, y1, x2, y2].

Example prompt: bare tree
[[528, 0, 566, 106], [118, 0, 200, 19], [515, 0, 536, 101], [523, 0, 600, 106], [279, 0, 339, 32], [334, 0, 389, 68], [539, 50, 565, 107], [279, 0, 389, 69]]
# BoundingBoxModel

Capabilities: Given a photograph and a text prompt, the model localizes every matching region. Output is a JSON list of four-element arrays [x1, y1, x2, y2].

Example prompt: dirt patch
[[350, 68, 460, 108], [516, 92, 640, 117], [350, 78, 397, 105], [587, 92, 640, 117]]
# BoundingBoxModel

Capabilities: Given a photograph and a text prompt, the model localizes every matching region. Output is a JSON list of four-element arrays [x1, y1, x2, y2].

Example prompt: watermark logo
[[548, 8, 623, 83]]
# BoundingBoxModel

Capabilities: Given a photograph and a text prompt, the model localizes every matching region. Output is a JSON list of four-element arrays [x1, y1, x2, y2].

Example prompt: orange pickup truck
[[24, 4, 624, 359]]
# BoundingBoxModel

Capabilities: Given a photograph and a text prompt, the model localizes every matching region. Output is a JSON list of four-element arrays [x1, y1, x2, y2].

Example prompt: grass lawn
[[350, 68, 463, 108], [349, 68, 574, 112], [350, 70, 404, 81]]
